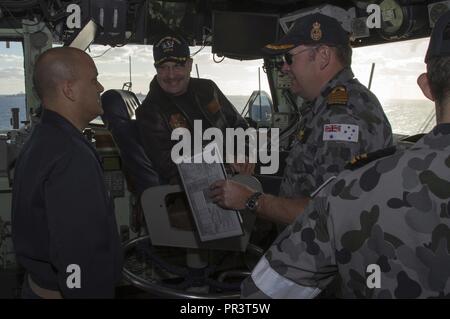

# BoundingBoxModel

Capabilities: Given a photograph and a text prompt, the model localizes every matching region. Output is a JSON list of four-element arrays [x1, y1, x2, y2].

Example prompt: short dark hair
[[333, 43, 352, 68], [427, 56, 450, 105]]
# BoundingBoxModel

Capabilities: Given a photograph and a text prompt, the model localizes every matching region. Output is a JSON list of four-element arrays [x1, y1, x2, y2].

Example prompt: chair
[[101, 89, 160, 196]]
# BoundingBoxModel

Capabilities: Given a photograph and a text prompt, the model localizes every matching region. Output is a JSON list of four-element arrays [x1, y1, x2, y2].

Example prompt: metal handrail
[[121, 235, 263, 299]]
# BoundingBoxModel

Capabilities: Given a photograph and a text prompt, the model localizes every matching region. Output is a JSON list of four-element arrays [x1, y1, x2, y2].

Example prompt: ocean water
[[0, 94, 435, 136], [0, 94, 251, 131], [383, 99, 435, 135]]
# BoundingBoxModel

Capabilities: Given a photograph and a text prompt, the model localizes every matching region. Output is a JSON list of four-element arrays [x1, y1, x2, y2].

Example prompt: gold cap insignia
[[297, 129, 305, 141], [327, 86, 348, 105], [265, 44, 295, 50], [311, 22, 322, 41]]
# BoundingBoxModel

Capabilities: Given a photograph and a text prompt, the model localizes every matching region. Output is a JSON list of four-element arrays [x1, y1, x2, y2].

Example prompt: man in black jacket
[[136, 34, 250, 184], [12, 47, 122, 298]]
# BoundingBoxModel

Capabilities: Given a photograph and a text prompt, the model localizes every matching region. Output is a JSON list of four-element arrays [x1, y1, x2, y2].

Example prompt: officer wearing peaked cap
[[242, 11, 450, 299], [210, 13, 393, 225]]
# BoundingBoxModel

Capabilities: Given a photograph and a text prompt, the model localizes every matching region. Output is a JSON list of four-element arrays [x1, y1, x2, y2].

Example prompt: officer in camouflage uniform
[[210, 13, 393, 225], [241, 11, 450, 298], [279, 65, 393, 198]]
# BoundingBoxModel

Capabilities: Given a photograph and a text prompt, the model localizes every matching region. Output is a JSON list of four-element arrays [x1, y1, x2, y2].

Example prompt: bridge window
[[0, 41, 25, 131], [352, 38, 434, 136], [88, 44, 270, 116]]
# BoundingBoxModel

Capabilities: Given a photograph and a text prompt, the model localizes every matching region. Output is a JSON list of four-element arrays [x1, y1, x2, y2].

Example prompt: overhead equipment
[[428, 0, 450, 27], [212, 11, 280, 60], [377, 0, 428, 40]]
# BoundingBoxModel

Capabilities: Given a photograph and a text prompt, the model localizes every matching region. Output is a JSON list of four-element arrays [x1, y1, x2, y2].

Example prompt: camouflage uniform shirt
[[280, 67, 393, 198], [242, 124, 450, 298]]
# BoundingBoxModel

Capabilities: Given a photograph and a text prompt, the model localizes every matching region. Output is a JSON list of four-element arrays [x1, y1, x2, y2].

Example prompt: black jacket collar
[[40, 108, 100, 160]]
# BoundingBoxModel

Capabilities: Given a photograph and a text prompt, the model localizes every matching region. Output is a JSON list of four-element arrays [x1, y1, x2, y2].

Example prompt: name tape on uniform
[[323, 124, 359, 142]]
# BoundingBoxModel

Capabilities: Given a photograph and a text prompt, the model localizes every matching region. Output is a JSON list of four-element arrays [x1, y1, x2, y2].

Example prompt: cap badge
[[311, 22, 322, 41], [161, 39, 174, 52], [156, 36, 182, 53]]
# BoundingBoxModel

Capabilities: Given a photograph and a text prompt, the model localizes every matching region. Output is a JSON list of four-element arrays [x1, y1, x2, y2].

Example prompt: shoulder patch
[[345, 146, 397, 170], [169, 113, 188, 130], [327, 86, 348, 105], [296, 128, 311, 142], [323, 124, 359, 142], [207, 98, 221, 114]]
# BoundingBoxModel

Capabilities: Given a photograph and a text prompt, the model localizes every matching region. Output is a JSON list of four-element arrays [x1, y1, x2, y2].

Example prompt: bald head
[[33, 47, 104, 130], [33, 47, 92, 104]]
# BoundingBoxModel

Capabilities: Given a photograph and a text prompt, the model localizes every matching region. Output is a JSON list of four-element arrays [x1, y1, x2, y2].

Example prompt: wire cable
[[190, 44, 207, 57], [90, 46, 113, 59], [212, 53, 225, 63]]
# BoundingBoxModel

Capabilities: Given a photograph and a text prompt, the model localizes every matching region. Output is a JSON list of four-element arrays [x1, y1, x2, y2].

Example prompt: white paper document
[[176, 144, 243, 242]]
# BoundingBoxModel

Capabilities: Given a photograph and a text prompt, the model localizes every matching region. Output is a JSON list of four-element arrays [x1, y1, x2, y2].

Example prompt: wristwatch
[[245, 192, 263, 212]]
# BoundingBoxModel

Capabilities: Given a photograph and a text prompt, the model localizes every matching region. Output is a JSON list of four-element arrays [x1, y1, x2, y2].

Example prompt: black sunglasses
[[283, 46, 319, 65]]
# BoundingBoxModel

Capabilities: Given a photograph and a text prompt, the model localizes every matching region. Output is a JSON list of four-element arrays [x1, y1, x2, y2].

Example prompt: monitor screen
[[212, 11, 280, 59], [102, 156, 122, 171]]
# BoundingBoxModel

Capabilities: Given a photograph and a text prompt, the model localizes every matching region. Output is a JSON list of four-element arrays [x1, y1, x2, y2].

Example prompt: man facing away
[[12, 47, 122, 298]]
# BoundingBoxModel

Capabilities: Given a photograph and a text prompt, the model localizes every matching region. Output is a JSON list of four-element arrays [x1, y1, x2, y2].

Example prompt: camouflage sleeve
[[281, 114, 363, 198], [314, 128, 361, 184], [309, 106, 377, 194], [241, 194, 338, 298], [281, 78, 393, 199]]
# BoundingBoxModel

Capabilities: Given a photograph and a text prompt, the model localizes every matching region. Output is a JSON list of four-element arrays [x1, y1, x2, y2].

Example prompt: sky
[[0, 37, 430, 105]]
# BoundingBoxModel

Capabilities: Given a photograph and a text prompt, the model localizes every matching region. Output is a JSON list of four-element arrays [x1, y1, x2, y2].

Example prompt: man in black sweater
[[136, 34, 250, 184], [12, 47, 122, 298]]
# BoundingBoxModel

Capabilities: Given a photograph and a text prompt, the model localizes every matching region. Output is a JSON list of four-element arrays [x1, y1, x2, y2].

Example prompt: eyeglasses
[[283, 47, 318, 65]]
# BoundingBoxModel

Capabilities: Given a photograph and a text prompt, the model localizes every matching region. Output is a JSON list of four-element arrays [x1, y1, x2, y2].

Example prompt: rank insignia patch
[[297, 129, 305, 141], [345, 146, 397, 170], [327, 86, 348, 105]]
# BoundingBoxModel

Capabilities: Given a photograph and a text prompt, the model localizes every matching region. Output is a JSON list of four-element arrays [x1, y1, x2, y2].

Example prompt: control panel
[[276, 72, 292, 89], [101, 155, 125, 198], [272, 112, 291, 131]]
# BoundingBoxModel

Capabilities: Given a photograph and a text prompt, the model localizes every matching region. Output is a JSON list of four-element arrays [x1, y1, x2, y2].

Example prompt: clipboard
[[176, 143, 243, 242]]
